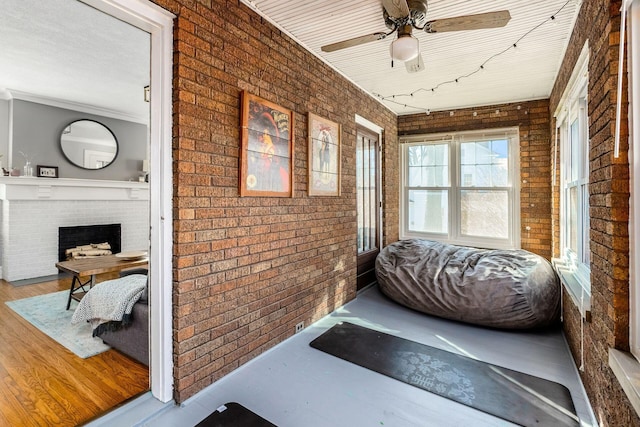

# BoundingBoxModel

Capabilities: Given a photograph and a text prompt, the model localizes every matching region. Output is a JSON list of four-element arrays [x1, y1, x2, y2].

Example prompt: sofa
[[95, 268, 149, 366]]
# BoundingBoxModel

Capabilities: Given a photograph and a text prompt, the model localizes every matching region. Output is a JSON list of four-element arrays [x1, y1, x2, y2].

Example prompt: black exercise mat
[[195, 402, 277, 427], [310, 322, 579, 427]]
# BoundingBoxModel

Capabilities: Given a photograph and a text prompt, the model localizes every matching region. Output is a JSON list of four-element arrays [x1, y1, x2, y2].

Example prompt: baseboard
[[8, 273, 70, 287]]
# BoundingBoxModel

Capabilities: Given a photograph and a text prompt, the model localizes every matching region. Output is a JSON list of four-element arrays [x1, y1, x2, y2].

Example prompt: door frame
[[80, 0, 175, 403], [355, 115, 383, 290]]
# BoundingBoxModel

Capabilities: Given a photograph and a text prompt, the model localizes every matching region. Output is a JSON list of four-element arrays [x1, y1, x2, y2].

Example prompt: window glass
[[568, 186, 578, 254], [408, 143, 448, 187], [407, 190, 448, 234], [460, 190, 509, 238], [570, 118, 580, 182], [460, 140, 508, 187]]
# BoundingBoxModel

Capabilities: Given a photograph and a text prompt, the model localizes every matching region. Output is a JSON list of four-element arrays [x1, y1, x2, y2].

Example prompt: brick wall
[[150, 0, 397, 401], [396, 99, 552, 258], [382, 128, 400, 246], [549, 0, 637, 425]]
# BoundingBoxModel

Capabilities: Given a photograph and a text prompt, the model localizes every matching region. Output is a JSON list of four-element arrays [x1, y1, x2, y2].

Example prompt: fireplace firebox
[[58, 224, 122, 262]]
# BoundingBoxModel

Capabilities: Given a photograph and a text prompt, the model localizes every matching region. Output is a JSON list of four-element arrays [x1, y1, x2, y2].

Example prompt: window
[[554, 43, 590, 301], [356, 126, 380, 255], [629, 0, 640, 361], [401, 128, 519, 249], [611, 1, 640, 414]]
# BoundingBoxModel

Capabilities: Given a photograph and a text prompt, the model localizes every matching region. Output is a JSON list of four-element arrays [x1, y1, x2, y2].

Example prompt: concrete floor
[[94, 285, 597, 426]]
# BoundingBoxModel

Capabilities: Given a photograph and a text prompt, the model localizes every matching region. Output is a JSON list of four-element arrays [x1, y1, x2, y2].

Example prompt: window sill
[[400, 234, 516, 251], [610, 349, 640, 417], [552, 258, 591, 322]]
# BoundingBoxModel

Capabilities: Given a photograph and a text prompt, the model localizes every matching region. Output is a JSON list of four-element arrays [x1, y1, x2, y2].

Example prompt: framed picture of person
[[240, 91, 294, 197], [308, 112, 341, 196]]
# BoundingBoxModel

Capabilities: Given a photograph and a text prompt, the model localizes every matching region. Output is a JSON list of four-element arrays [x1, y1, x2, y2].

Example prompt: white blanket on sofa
[[71, 274, 147, 331]]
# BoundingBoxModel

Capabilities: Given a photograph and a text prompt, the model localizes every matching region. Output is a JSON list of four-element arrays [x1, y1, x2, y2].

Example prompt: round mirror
[[60, 120, 118, 169]]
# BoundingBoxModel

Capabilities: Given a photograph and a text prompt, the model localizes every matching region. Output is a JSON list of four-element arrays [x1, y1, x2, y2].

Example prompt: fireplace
[[58, 224, 122, 262]]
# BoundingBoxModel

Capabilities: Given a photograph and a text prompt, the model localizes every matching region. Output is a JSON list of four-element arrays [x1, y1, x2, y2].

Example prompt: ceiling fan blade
[[382, 0, 410, 19], [405, 54, 425, 73], [424, 10, 511, 33], [321, 32, 389, 52]]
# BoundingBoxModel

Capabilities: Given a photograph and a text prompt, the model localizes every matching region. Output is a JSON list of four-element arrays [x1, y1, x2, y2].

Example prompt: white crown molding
[[6, 89, 149, 124]]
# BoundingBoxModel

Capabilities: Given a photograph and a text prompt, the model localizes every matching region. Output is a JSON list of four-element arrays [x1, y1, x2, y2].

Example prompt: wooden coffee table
[[56, 254, 148, 310]]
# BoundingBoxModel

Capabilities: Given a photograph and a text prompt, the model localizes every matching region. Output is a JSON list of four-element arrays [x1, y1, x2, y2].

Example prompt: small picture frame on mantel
[[37, 165, 59, 178]]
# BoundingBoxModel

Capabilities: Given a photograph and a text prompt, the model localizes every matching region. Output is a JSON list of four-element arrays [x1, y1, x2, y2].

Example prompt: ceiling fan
[[321, 0, 511, 73]]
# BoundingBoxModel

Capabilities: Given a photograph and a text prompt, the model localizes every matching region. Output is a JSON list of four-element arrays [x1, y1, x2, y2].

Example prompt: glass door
[[356, 126, 380, 290]]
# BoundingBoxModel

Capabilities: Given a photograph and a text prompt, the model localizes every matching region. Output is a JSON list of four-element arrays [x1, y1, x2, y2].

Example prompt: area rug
[[6, 290, 110, 358], [196, 402, 277, 427], [310, 322, 579, 427]]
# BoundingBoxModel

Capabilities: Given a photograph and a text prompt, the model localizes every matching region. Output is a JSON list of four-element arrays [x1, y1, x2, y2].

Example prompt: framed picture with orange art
[[308, 112, 341, 196], [239, 91, 294, 197]]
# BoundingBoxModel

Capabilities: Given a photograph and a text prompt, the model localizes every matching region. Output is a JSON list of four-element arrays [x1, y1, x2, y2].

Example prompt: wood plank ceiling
[[242, 0, 581, 115]]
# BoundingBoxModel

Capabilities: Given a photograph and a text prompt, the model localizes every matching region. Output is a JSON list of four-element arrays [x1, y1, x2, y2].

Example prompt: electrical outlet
[[295, 321, 304, 333]]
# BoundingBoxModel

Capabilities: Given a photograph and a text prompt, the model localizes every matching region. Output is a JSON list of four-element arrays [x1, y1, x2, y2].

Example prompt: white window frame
[[400, 127, 520, 250], [610, 2, 640, 417], [629, 0, 640, 361], [553, 42, 591, 313]]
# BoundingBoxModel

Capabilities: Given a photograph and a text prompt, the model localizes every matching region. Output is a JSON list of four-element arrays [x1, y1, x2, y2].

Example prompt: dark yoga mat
[[310, 322, 579, 427], [195, 402, 277, 427]]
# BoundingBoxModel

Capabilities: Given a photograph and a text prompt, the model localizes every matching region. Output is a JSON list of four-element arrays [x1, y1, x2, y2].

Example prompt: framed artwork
[[36, 165, 59, 178], [240, 91, 294, 197], [308, 112, 341, 196]]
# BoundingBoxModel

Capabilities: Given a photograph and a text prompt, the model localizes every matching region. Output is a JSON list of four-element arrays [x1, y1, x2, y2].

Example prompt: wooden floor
[[0, 274, 149, 426]]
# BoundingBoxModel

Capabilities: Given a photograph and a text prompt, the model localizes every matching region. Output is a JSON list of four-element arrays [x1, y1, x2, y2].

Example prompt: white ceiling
[[0, 0, 150, 122], [0, 0, 579, 120], [243, 0, 580, 115]]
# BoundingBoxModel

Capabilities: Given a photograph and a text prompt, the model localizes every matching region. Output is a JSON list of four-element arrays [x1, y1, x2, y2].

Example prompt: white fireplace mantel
[[0, 177, 150, 282], [0, 177, 149, 201]]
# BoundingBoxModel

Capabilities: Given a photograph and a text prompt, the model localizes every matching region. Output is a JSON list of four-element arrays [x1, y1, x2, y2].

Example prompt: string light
[[374, 0, 573, 112]]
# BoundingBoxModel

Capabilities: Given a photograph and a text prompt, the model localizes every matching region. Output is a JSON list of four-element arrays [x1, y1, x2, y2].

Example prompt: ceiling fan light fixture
[[390, 34, 419, 61]]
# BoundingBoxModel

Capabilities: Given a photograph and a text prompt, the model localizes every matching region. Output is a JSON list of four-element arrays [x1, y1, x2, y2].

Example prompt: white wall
[[11, 99, 147, 181]]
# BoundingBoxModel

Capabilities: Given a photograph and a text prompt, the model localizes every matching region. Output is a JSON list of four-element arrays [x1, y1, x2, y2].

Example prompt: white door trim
[[80, 0, 175, 403]]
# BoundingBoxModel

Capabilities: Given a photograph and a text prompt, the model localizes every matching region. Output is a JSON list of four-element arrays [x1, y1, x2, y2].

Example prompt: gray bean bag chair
[[375, 239, 560, 329]]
